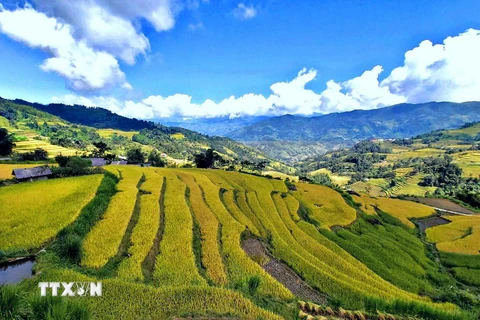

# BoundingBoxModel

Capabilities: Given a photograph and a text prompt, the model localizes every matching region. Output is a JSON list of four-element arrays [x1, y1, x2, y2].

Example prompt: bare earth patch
[[406, 197, 476, 214], [242, 238, 327, 305]]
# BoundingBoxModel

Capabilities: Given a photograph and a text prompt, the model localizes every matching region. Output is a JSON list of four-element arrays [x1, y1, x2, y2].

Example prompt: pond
[[0, 258, 35, 285]]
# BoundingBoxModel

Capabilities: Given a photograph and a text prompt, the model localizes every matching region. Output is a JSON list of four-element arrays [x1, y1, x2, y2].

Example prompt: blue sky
[[1, 0, 480, 119]]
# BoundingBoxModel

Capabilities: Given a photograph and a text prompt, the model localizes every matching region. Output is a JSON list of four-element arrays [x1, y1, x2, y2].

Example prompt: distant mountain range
[[228, 102, 480, 141], [161, 116, 272, 137], [224, 102, 480, 162]]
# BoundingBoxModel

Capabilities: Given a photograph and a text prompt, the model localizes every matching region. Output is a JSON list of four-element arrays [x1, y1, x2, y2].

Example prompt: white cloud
[[34, 0, 150, 65], [233, 3, 257, 20], [51, 68, 320, 119], [0, 5, 129, 91], [0, 1, 188, 92], [382, 28, 480, 103], [45, 28, 480, 119], [188, 22, 204, 31]]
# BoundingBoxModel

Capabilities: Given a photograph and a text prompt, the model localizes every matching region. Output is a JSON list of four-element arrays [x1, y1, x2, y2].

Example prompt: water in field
[[0, 258, 35, 285]]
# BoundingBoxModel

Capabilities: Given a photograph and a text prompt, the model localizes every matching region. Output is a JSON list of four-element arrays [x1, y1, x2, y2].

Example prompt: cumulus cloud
[[0, 4, 129, 91], [0, 0, 186, 91], [382, 28, 480, 103], [47, 28, 480, 119], [233, 3, 257, 20]]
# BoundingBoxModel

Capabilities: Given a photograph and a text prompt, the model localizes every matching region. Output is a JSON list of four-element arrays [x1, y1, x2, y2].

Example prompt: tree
[[194, 148, 216, 168], [18, 148, 48, 161], [93, 141, 111, 157], [127, 147, 145, 164], [55, 154, 70, 167], [148, 150, 166, 167], [0, 128, 15, 156]]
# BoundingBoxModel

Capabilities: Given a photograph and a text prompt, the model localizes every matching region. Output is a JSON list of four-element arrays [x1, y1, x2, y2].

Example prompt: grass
[[427, 215, 480, 255], [0, 175, 102, 252]]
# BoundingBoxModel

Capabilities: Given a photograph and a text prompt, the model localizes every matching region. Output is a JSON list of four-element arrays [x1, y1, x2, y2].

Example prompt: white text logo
[[38, 282, 102, 297]]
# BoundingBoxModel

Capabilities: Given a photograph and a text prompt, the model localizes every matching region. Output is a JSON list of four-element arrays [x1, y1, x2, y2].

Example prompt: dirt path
[[242, 238, 328, 305], [406, 197, 476, 215]]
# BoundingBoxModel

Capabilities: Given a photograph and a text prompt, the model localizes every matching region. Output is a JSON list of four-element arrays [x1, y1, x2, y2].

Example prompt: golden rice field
[[97, 128, 138, 139], [392, 174, 437, 196], [293, 182, 357, 228], [0, 168, 466, 319], [453, 151, 480, 178], [0, 174, 102, 251], [427, 215, 480, 255], [170, 132, 186, 139], [7, 126, 79, 157], [352, 194, 435, 228], [309, 168, 350, 185], [386, 148, 445, 161], [82, 166, 143, 267], [262, 170, 299, 181]]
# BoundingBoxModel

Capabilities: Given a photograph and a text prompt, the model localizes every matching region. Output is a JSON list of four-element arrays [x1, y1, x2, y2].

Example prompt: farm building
[[12, 166, 52, 182], [87, 158, 107, 166], [111, 160, 128, 165]]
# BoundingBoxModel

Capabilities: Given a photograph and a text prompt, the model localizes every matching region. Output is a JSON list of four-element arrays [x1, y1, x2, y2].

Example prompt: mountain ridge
[[228, 101, 480, 141]]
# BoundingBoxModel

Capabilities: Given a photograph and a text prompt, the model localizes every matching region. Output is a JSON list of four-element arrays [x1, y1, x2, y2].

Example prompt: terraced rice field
[[0, 168, 466, 319], [351, 194, 435, 228], [97, 128, 138, 139], [0, 174, 102, 251], [427, 215, 480, 255], [293, 182, 357, 228], [453, 151, 480, 178], [262, 170, 299, 181], [391, 175, 437, 196], [386, 148, 445, 161], [5, 124, 79, 157], [309, 168, 350, 185]]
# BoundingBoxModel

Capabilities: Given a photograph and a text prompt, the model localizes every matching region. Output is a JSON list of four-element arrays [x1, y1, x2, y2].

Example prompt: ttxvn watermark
[[38, 282, 102, 297]]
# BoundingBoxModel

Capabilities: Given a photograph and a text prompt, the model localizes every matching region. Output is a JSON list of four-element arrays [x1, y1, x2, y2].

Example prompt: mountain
[[12, 99, 154, 131], [298, 122, 479, 203], [161, 115, 272, 136], [229, 101, 480, 141], [227, 101, 480, 163], [0, 97, 293, 172]]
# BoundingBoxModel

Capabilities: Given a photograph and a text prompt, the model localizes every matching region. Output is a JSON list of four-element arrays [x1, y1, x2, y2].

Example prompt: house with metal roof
[[12, 166, 52, 182], [87, 158, 107, 166]]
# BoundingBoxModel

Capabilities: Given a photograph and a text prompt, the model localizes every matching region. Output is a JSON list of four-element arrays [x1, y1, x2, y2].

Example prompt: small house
[[87, 158, 107, 166], [12, 166, 52, 182]]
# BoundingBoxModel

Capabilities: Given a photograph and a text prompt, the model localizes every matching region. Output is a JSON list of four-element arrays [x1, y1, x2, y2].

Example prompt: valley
[[0, 98, 479, 320]]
